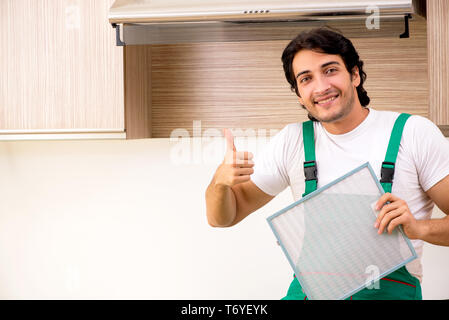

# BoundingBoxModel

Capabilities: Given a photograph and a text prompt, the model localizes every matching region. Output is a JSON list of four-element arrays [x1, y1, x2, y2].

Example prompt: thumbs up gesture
[[214, 129, 255, 187]]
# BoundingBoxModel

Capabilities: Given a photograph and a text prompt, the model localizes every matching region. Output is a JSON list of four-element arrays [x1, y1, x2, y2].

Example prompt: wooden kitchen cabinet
[[2, 1, 446, 140], [123, 0, 449, 139], [0, 0, 125, 140], [427, 0, 449, 136]]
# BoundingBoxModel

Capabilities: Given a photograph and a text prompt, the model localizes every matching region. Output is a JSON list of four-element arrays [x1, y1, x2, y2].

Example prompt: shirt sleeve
[[408, 115, 449, 192], [250, 125, 291, 196]]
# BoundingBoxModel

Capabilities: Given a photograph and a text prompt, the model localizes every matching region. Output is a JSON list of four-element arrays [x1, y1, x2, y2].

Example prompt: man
[[205, 28, 449, 299]]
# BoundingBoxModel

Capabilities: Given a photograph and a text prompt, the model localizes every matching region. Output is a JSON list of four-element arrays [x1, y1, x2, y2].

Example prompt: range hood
[[109, 0, 420, 45]]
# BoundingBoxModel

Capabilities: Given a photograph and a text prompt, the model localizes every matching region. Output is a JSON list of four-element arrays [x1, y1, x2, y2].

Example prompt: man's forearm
[[205, 178, 237, 227], [418, 215, 449, 246]]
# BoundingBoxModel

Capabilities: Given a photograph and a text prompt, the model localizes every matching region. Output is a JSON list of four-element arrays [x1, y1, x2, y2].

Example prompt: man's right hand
[[213, 128, 255, 188], [206, 128, 274, 227]]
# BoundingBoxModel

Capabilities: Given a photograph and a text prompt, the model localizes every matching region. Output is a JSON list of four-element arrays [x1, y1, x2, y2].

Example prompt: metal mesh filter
[[267, 162, 417, 300]]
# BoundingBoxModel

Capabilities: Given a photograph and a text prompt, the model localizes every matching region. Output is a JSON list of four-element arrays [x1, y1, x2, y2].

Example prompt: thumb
[[223, 128, 236, 153]]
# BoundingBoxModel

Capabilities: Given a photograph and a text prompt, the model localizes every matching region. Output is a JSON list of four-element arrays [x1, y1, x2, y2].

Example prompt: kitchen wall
[[125, 15, 429, 139], [0, 133, 448, 299]]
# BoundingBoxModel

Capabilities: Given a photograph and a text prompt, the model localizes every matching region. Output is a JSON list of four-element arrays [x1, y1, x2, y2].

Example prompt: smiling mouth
[[314, 94, 339, 105]]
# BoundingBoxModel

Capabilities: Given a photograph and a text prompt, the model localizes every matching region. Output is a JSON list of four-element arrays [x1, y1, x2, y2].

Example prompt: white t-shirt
[[251, 108, 449, 282]]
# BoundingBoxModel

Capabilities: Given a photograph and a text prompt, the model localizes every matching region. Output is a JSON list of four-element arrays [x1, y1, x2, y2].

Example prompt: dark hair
[[281, 27, 370, 121]]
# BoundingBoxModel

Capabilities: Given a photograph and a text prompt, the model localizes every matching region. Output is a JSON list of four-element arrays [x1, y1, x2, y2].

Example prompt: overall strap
[[380, 113, 411, 193], [302, 121, 318, 197]]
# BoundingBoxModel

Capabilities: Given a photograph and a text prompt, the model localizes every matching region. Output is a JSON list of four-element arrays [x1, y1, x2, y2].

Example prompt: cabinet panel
[[427, 0, 449, 127], [0, 0, 124, 133]]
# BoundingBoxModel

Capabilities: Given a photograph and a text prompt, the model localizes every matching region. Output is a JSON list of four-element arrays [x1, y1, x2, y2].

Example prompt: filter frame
[[267, 162, 417, 300]]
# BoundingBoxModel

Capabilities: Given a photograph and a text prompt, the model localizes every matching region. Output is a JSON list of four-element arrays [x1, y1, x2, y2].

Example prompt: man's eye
[[300, 76, 310, 83], [326, 68, 337, 74]]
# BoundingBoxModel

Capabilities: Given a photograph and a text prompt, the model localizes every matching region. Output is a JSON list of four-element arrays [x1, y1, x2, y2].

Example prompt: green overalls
[[282, 113, 422, 300]]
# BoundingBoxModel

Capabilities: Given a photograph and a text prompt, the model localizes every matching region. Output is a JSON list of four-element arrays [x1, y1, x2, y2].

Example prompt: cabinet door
[[0, 0, 124, 136], [427, 0, 449, 135]]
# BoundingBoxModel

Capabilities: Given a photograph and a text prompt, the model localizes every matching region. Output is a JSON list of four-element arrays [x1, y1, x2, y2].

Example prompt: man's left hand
[[374, 193, 422, 239]]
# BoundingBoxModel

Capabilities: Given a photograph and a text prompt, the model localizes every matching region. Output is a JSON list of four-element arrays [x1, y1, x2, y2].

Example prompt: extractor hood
[[109, 0, 421, 45]]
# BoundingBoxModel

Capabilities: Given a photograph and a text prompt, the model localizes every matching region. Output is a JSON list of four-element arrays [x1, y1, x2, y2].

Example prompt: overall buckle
[[304, 160, 317, 181], [380, 161, 395, 183]]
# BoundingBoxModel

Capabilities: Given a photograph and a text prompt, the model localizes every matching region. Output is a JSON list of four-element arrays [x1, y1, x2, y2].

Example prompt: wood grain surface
[[144, 16, 428, 138], [427, 0, 449, 126], [0, 0, 124, 133]]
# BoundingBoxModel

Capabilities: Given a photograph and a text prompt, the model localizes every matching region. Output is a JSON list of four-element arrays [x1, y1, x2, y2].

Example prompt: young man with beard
[[205, 28, 449, 299]]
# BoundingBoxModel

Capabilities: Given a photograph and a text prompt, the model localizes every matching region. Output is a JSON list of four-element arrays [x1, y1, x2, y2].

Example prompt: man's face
[[292, 49, 361, 123]]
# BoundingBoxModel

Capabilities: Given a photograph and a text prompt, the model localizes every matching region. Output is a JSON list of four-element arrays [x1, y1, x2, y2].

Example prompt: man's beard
[[307, 87, 355, 124]]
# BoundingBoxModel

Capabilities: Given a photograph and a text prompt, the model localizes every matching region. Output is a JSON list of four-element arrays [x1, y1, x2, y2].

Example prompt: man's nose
[[313, 75, 331, 95]]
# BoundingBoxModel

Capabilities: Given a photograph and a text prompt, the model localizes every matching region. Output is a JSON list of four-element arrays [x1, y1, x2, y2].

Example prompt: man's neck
[[321, 106, 370, 135]]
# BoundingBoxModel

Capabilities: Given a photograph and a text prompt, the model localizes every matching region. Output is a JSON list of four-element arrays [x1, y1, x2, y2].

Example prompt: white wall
[[0, 136, 448, 299]]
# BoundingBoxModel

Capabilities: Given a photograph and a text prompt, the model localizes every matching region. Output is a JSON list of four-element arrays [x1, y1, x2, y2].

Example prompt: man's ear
[[351, 66, 361, 87]]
